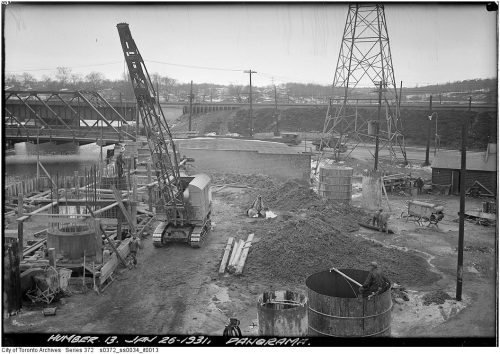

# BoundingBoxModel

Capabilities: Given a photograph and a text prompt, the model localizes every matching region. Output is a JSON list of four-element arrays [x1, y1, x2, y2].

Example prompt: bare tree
[[21, 72, 35, 88], [55, 66, 72, 87], [70, 73, 82, 87], [160, 76, 177, 101], [85, 71, 105, 90]]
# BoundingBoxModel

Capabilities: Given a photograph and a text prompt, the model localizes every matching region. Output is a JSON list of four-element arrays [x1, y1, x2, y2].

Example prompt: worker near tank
[[416, 177, 424, 195], [372, 209, 383, 227], [129, 234, 141, 268], [115, 150, 125, 178], [359, 261, 391, 298]]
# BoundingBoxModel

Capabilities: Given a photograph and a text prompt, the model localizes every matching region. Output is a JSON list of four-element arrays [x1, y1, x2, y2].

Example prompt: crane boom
[[116, 23, 187, 224]]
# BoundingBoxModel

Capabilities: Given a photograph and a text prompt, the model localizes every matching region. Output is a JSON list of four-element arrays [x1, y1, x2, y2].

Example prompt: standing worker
[[359, 261, 391, 298], [129, 234, 141, 268], [416, 177, 424, 195], [115, 149, 125, 178]]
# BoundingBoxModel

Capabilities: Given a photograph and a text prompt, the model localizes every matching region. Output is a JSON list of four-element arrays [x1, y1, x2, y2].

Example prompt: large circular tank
[[318, 166, 353, 203], [306, 269, 392, 337], [257, 290, 308, 336], [47, 224, 97, 261]]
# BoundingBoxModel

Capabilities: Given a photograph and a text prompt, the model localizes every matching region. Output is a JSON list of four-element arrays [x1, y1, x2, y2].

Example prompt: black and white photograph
[[2, 1, 498, 347]]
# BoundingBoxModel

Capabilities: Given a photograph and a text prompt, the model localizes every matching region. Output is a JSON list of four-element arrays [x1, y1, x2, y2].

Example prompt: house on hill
[[431, 143, 497, 196]]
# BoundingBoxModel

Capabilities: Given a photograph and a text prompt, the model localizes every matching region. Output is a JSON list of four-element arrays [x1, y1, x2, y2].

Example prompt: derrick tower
[[320, 3, 407, 165]]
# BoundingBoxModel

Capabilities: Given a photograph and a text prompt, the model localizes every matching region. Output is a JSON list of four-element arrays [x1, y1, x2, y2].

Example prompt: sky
[[3, 2, 498, 87]]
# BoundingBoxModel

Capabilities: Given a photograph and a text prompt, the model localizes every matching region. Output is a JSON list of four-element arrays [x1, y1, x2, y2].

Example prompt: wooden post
[[132, 172, 138, 230], [17, 222, 23, 260], [17, 194, 24, 259], [456, 118, 468, 301], [74, 171, 81, 214], [94, 219, 103, 264], [147, 186, 153, 212], [117, 218, 122, 241], [48, 248, 56, 267], [381, 178, 391, 212]]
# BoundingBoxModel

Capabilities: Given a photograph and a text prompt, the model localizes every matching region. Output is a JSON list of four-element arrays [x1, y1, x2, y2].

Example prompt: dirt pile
[[422, 290, 453, 306], [240, 180, 440, 287], [211, 173, 276, 190]]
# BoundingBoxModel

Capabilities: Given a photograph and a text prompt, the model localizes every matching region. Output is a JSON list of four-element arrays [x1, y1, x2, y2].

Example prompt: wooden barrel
[[318, 166, 353, 202], [306, 269, 392, 337], [257, 290, 308, 336]]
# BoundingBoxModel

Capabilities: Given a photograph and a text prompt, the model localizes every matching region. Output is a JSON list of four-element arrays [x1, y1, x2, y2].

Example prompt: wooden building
[[431, 143, 497, 196]]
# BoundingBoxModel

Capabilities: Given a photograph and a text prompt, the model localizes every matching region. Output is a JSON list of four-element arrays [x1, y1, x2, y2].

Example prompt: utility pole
[[456, 107, 469, 301], [374, 81, 383, 171], [434, 112, 439, 156], [274, 85, 279, 136], [210, 87, 213, 103], [424, 95, 433, 166], [188, 80, 194, 131], [244, 70, 257, 137]]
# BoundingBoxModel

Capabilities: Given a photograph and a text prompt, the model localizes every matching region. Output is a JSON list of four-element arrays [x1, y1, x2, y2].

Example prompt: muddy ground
[[4, 169, 496, 338]]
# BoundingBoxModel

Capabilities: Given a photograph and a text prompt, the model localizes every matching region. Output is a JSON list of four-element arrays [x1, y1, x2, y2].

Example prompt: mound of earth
[[235, 179, 441, 287]]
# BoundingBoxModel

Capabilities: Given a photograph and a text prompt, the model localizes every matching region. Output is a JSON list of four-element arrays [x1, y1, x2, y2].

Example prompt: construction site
[[2, 3, 497, 342]]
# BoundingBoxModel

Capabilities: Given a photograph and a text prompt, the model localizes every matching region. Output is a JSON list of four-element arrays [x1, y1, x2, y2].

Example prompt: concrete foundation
[[180, 148, 311, 182]]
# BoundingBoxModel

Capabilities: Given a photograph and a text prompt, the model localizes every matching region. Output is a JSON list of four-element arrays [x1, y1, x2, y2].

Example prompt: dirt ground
[[4, 167, 496, 337]]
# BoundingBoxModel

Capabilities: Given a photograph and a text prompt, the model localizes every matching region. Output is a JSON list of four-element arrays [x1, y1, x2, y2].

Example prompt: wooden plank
[[38, 161, 56, 188], [235, 234, 254, 275], [228, 239, 245, 273], [228, 239, 243, 268], [218, 237, 234, 274], [25, 214, 118, 225], [22, 238, 46, 257], [88, 212, 127, 267], [111, 185, 136, 235], [381, 177, 392, 212], [29, 201, 59, 215], [99, 238, 131, 286], [93, 201, 120, 215]]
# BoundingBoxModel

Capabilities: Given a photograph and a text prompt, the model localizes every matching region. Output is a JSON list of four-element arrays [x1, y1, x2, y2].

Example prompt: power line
[[5, 61, 123, 73], [145, 60, 244, 72]]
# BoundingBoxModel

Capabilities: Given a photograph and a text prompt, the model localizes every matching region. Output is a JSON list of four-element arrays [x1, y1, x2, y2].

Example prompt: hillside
[[183, 106, 497, 150]]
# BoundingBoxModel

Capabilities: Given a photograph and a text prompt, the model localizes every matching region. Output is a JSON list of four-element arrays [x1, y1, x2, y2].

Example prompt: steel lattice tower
[[320, 3, 407, 165]]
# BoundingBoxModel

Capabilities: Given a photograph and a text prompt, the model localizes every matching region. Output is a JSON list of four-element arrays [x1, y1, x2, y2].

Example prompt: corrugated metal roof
[[431, 150, 497, 172]]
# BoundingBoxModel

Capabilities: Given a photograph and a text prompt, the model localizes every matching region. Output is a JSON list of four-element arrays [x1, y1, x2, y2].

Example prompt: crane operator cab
[[153, 173, 212, 248]]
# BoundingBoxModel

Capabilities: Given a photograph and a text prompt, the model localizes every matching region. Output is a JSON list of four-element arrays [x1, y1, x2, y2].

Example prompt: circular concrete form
[[47, 223, 97, 262]]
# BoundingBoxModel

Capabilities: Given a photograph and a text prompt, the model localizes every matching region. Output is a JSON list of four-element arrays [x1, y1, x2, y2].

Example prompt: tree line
[[5, 68, 496, 103]]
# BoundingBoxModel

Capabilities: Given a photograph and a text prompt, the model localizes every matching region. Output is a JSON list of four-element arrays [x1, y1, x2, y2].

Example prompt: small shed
[[431, 143, 497, 195]]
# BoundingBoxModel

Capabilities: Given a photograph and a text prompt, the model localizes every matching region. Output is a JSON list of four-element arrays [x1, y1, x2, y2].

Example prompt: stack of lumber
[[219, 233, 254, 275]]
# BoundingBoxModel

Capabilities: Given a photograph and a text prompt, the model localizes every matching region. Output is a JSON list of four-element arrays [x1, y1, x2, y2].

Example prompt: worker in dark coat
[[416, 177, 424, 195], [359, 261, 391, 298], [129, 234, 141, 268], [115, 150, 125, 178]]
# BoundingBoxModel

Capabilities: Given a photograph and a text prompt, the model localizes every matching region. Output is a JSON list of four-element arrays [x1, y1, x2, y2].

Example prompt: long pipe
[[330, 267, 363, 287]]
